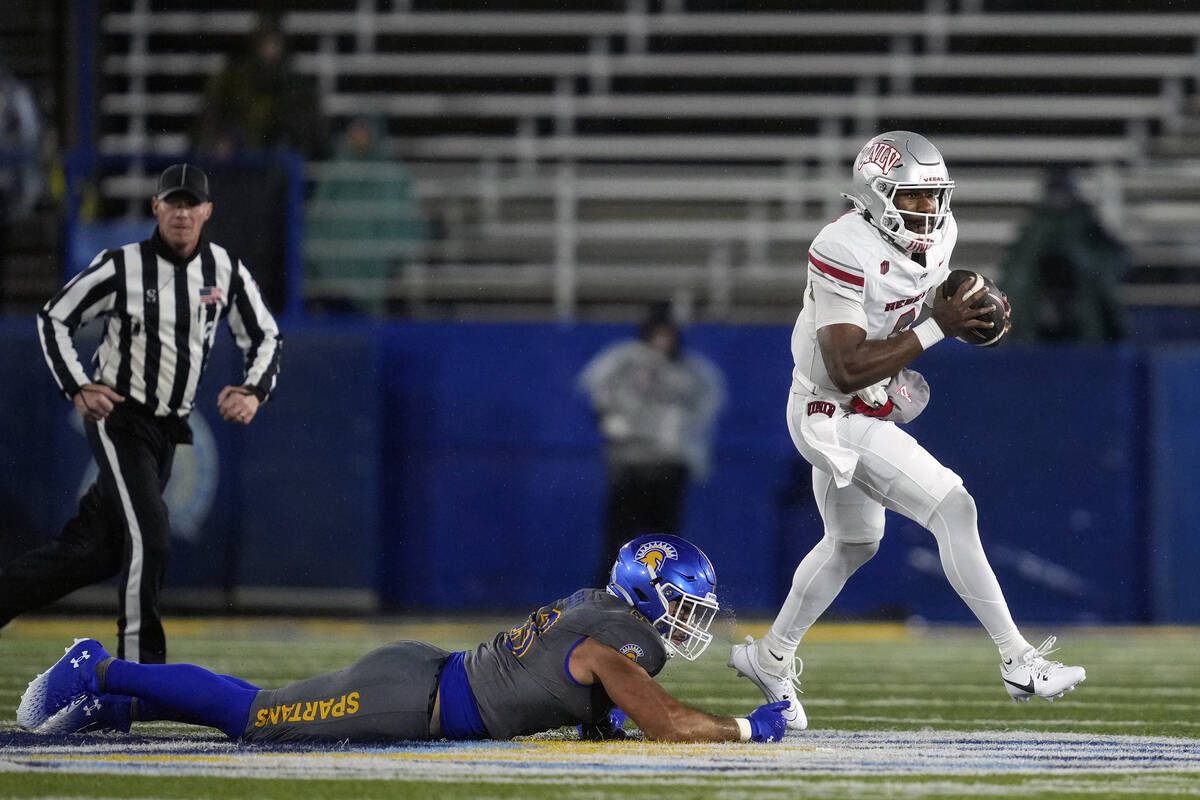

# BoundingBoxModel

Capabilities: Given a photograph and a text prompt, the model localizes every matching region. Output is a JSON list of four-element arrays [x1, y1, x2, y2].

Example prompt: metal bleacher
[[94, 1, 1200, 320]]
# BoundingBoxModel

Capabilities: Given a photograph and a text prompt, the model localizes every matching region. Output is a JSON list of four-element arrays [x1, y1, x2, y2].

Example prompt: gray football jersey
[[464, 589, 667, 739]]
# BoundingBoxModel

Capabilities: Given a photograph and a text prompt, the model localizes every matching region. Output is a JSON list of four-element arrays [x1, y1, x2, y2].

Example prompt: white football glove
[[854, 382, 889, 410]]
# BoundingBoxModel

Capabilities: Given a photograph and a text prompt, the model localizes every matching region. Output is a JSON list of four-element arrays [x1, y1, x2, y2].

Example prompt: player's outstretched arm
[[568, 637, 784, 742]]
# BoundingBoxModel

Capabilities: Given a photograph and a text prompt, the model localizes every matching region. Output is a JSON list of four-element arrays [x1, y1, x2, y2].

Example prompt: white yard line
[[814, 715, 1200, 728], [2, 730, 1197, 781]]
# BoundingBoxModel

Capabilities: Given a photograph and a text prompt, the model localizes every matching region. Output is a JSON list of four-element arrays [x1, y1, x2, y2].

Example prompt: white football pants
[[767, 394, 1027, 660]]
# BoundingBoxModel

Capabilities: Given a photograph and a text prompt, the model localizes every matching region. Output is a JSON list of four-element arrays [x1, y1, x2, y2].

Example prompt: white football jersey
[[791, 210, 957, 396]]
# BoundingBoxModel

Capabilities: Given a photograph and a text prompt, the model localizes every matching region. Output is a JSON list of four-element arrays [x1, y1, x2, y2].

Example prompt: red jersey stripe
[[808, 253, 865, 287]]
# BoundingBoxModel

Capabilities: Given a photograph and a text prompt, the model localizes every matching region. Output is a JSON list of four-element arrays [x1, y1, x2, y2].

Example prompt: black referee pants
[[597, 462, 689, 585], [0, 404, 176, 663]]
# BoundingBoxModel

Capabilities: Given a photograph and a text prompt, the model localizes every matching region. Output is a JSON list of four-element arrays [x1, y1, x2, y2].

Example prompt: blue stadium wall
[[1, 317, 1196, 623]]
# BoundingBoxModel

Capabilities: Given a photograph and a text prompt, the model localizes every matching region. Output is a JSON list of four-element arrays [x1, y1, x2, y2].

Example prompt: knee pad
[[834, 539, 880, 571], [929, 486, 984, 553], [933, 485, 978, 529]]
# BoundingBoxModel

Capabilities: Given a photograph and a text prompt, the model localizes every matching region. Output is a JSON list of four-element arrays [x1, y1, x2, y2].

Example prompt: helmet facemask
[[871, 179, 954, 255], [651, 581, 719, 661]]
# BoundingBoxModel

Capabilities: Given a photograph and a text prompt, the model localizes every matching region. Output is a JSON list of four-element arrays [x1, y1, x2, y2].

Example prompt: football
[[941, 269, 1010, 347]]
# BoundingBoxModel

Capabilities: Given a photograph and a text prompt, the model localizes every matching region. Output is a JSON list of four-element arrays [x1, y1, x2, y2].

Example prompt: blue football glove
[[746, 700, 790, 742]]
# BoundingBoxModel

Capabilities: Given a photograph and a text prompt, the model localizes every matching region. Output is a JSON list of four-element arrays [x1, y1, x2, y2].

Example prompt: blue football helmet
[[606, 534, 719, 661]]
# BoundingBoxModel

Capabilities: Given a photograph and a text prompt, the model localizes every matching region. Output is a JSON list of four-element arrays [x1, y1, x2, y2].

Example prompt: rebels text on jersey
[[791, 211, 957, 396]]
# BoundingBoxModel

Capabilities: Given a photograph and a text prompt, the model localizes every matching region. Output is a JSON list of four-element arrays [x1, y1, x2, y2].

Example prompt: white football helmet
[[844, 130, 955, 254]]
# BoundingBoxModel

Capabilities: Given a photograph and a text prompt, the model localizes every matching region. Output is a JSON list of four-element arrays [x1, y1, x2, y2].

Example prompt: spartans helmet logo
[[634, 540, 679, 573]]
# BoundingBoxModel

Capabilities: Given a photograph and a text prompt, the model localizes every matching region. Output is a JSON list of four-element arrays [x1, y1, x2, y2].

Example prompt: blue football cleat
[[35, 692, 133, 735], [16, 638, 109, 731]]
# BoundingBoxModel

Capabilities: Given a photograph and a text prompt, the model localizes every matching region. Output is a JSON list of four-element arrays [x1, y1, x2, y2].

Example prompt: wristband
[[735, 717, 752, 742], [913, 317, 945, 351]]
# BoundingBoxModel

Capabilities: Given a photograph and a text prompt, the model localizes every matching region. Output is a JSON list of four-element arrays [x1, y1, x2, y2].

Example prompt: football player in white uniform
[[729, 131, 1086, 730]]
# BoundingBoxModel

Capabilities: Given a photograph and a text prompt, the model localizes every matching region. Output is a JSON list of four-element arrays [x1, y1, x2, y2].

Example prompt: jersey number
[[891, 308, 918, 336], [503, 609, 562, 658]]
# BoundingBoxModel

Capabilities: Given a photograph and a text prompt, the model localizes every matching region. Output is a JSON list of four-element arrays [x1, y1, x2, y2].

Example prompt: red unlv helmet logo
[[856, 142, 903, 175]]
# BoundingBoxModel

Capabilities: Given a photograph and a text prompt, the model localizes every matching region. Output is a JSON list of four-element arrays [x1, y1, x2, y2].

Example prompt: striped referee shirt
[[38, 229, 282, 418]]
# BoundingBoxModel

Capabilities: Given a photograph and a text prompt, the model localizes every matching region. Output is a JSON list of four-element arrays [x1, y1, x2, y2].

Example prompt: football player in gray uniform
[[18, 535, 788, 744]]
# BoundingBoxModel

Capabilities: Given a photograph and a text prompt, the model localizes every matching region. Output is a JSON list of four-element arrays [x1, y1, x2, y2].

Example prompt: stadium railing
[[87, 4, 1200, 319]]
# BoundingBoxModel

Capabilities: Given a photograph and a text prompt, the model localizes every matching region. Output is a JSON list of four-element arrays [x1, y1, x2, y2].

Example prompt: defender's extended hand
[[746, 700, 790, 742]]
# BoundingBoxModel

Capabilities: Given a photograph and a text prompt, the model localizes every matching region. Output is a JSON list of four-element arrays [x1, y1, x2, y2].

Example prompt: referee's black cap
[[156, 163, 210, 203]]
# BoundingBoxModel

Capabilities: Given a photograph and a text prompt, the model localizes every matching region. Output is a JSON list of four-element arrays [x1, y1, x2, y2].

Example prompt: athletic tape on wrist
[[914, 318, 945, 350], [735, 717, 752, 742]]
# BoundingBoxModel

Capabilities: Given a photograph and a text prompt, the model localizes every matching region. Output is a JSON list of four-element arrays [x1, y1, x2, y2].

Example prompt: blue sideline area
[[0, 317, 1196, 622]]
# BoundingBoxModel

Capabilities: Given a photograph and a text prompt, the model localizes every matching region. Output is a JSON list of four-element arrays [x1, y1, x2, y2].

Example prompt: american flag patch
[[199, 286, 224, 305]]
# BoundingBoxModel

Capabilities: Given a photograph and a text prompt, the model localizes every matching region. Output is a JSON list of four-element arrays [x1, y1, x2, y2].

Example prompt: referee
[[0, 163, 281, 663]]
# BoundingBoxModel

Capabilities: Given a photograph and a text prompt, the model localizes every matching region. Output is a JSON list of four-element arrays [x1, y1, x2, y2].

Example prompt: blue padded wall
[[1, 319, 1184, 621], [1149, 348, 1200, 623]]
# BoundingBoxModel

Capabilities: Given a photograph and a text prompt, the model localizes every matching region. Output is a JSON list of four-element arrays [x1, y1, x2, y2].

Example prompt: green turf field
[[2, 616, 1198, 799]]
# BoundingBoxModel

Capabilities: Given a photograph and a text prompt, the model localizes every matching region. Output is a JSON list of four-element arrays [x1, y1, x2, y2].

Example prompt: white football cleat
[[1001, 635, 1086, 703], [728, 635, 807, 730]]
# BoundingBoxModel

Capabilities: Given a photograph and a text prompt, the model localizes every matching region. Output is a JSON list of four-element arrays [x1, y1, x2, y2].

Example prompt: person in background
[[304, 114, 429, 316], [0, 53, 41, 222], [192, 15, 328, 160], [1000, 167, 1129, 343], [578, 304, 726, 584], [0, 51, 44, 309]]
